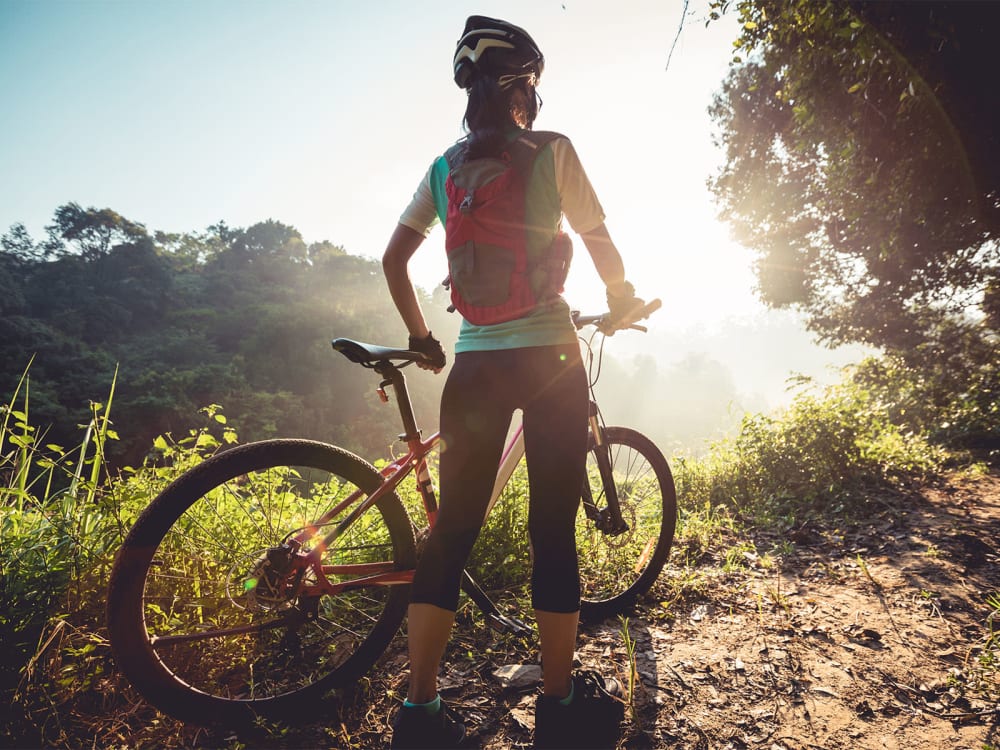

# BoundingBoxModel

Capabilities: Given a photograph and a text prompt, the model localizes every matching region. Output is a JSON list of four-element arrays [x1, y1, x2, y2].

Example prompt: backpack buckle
[[460, 190, 475, 214]]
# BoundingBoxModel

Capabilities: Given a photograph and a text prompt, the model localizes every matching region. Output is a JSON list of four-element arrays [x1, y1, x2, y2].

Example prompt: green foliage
[[0, 371, 121, 703], [45, 202, 148, 260], [0, 205, 458, 473], [709, 1, 1000, 352], [2, 395, 256, 746], [470, 465, 532, 591], [673, 365, 946, 527], [850, 329, 1000, 453], [618, 616, 639, 721]]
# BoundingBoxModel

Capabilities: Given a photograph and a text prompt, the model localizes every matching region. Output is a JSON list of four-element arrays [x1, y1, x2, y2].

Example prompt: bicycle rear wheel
[[578, 427, 676, 621], [107, 439, 415, 724]]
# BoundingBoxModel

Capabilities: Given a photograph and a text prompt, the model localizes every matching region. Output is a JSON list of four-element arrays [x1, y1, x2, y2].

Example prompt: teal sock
[[403, 694, 441, 715], [558, 680, 575, 706]]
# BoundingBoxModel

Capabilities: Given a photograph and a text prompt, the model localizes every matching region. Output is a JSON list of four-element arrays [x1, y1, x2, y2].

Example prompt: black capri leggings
[[409, 343, 589, 613]]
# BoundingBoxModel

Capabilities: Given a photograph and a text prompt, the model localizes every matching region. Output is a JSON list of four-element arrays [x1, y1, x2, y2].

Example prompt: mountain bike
[[106, 301, 676, 725]]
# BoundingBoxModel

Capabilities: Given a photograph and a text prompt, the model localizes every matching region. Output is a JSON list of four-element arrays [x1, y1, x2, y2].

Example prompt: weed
[[1, 368, 120, 691], [977, 592, 1000, 676], [855, 553, 881, 591], [618, 616, 638, 722], [656, 568, 710, 616], [916, 588, 942, 617], [764, 582, 792, 617], [771, 539, 795, 558], [722, 541, 758, 571]]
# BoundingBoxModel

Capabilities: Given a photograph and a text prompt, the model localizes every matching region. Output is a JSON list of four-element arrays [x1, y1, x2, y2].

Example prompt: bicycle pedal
[[485, 613, 533, 636]]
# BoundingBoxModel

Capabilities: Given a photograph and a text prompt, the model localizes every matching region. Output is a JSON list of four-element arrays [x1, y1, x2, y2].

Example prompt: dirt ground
[[9, 472, 1000, 749], [351, 472, 1000, 750], [589, 471, 1000, 750]]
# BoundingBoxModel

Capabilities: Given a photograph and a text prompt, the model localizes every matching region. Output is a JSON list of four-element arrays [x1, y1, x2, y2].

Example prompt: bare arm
[[382, 223, 431, 339], [579, 222, 630, 296], [382, 223, 447, 372]]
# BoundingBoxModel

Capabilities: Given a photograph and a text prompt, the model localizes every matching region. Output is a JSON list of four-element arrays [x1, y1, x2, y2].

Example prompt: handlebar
[[572, 298, 662, 334]]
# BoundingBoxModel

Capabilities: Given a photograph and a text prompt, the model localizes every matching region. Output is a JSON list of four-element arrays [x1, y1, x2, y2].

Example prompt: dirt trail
[[574, 473, 1000, 750], [434, 473, 1000, 749]]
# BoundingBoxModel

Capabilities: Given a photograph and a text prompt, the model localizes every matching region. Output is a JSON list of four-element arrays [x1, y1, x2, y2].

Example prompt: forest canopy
[[0, 204, 457, 469], [709, 0, 1000, 355]]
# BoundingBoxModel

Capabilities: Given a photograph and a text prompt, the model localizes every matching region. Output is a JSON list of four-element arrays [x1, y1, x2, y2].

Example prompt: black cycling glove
[[607, 281, 646, 324], [408, 331, 447, 369]]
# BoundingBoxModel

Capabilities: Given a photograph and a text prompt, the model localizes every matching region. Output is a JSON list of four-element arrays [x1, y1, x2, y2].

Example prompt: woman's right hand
[[607, 281, 647, 324], [408, 331, 446, 373]]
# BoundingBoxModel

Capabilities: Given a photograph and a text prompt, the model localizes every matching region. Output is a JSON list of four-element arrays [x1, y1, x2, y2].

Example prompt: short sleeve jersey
[[399, 131, 606, 353]]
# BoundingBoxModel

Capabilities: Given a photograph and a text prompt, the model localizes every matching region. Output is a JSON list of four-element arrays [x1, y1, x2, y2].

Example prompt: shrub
[[672, 369, 946, 527]]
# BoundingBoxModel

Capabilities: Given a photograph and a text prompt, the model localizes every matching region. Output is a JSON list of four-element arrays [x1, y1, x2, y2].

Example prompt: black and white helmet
[[453, 15, 544, 90]]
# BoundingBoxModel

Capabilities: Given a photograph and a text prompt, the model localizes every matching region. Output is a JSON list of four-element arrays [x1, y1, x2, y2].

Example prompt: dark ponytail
[[459, 77, 540, 163], [461, 76, 510, 161]]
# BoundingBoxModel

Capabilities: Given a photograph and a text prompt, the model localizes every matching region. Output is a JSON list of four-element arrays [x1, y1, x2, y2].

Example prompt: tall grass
[[3, 394, 246, 747], [1, 366, 119, 656], [1, 365, 126, 749]]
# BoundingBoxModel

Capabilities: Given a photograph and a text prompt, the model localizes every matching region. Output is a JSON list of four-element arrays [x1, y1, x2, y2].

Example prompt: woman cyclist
[[382, 16, 647, 749]]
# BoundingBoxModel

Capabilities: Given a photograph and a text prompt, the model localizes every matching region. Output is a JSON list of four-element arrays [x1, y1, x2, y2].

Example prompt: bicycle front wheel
[[107, 439, 415, 724], [578, 427, 676, 621]]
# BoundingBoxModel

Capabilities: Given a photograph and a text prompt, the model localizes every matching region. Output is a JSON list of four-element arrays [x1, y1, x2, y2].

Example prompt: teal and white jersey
[[399, 129, 606, 353]]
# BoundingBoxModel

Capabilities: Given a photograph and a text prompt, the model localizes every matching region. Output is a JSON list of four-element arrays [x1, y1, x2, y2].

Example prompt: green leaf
[[847, 82, 863, 93], [195, 433, 219, 449], [153, 435, 169, 451], [10, 433, 33, 448]]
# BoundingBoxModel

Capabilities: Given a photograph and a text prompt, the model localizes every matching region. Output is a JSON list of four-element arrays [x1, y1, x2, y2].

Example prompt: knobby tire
[[578, 426, 677, 621], [107, 439, 415, 725]]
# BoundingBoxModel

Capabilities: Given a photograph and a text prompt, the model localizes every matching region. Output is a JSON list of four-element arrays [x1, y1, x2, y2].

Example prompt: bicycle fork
[[587, 400, 629, 535]]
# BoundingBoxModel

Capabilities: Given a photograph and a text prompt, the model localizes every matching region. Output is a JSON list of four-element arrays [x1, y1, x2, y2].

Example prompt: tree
[[1, 223, 41, 261], [709, 0, 1000, 352], [44, 203, 148, 260], [225, 219, 307, 264]]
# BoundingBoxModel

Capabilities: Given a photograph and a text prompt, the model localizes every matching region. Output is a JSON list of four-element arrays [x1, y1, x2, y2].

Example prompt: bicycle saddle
[[331, 338, 428, 365]]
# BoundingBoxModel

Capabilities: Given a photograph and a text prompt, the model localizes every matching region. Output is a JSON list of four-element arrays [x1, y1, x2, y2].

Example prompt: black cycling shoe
[[534, 670, 626, 749], [390, 699, 467, 749]]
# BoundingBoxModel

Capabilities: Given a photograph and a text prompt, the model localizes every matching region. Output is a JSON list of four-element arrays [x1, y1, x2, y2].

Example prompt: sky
[[0, 0, 867, 410]]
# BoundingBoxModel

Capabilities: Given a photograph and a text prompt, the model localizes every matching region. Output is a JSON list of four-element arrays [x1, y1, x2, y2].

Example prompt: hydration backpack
[[443, 131, 572, 326]]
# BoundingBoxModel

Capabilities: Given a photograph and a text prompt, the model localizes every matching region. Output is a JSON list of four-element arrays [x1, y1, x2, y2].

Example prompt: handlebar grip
[[638, 298, 662, 320]]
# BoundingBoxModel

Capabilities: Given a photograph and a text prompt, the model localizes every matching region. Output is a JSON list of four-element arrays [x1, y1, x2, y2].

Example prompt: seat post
[[376, 362, 421, 442]]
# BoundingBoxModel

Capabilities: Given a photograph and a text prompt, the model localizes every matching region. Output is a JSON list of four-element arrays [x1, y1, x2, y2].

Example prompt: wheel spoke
[[108, 440, 415, 720], [578, 428, 676, 619]]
